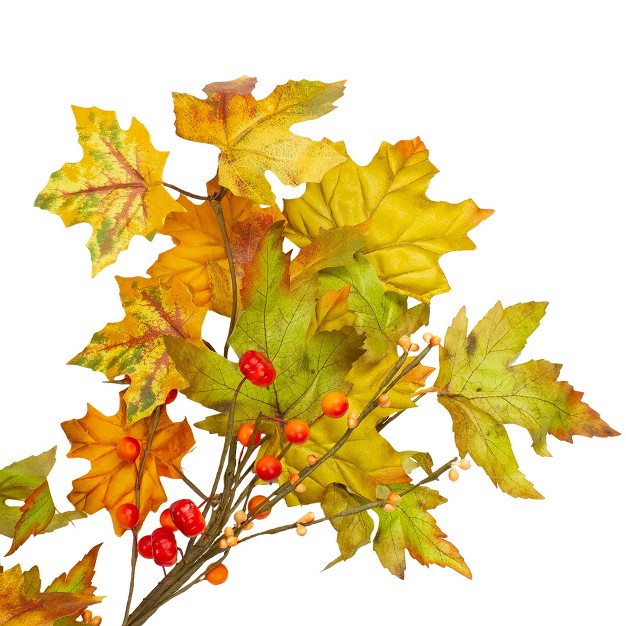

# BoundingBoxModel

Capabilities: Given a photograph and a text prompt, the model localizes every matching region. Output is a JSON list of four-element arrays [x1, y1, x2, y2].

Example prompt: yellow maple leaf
[[284, 138, 493, 302], [172, 77, 347, 204], [148, 177, 283, 315], [61, 393, 195, 536], [35, 107, 182, 275], [69, 276, 208, 423]]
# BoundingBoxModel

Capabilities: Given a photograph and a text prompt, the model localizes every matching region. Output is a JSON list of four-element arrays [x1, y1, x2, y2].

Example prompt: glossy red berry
[[165, 388, 178, 404], [116, 503, 139, 529], [247, 495, 271, 519], [321, 391, 349, 418], [284, 419, 310, 444], [239, 351, 276, 387], [159, 508, 178, 532], [170, 499, 206, 537], [116, 437, 141, 463], [255, 455, 282, 482], [137, 535, 153, 559], [237, 422, 262, 447], [151, 527, 178, 567]]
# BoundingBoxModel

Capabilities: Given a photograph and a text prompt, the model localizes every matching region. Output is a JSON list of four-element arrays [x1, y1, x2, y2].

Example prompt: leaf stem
[[163, 182, 211, 202]]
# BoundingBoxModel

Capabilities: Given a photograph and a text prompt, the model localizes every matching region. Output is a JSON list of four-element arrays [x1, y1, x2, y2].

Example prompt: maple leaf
[[373, 484, 471, 579], [435, 302, 619, 499], [0, 561, 102, 626], [69, 276, 208, 423], [284, 138, 493, 302], [0, 449, 85, 555], [172, 77, 346, 204], [321, 483, 373, 569], [148, 176, 284, 315], [35, 107, 181, 275], [306, 286, 355, 338], [61, 393, 194, 535]]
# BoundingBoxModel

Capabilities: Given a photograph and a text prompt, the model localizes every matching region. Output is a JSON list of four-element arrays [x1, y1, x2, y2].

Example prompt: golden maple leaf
[[69, 276, 208, 423], [172, 77, 346, 204], [61, 393, 195, 536], [148, 177, 283, 315], [35, 107, 182, 275], [284, 138, 493, 302]]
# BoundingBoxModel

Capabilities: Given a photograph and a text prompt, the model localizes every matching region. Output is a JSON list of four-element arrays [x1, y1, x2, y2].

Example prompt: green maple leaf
[[435, 301, 619, 499], [373, 484, 471, 579]]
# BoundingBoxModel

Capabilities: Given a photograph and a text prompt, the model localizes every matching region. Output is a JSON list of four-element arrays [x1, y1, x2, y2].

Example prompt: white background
[[1, 1, 625, 624]]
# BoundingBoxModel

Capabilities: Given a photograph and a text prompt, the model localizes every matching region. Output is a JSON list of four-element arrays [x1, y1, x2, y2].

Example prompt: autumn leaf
[[373, 484, 471, 579], [306, 286, 355, 338], [61, 393, 194, 535], [284, 138, 493, 302], [173, 77, 346, 204], [69, 276, 208, 423], [435, 302, 619, 499], [148, 176, 284, 315], [35, 107, 181, 275], [321, 483, 373, 569], [0, 449, 85, 554], [0, 563, 102, 626]]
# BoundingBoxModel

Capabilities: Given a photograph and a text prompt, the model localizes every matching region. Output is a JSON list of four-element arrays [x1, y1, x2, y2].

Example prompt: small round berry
[[294, 483, 307, 493], [159, 508, 178, 532], [423, 332, 433, 343], [410, 343, 420, 352], [448, 467, 460, 482], [298, 512, 315, 524], [248, 495, 271, 519], [170, 499, 206, 537], [288, 472, 300, 484], [306, 454, 318, 466], [398, 335, 412, 351], [429, 335, 441, 346], [387, 491, 401, 506], [116, 437, 141, 463], [82, 610, 92, 623], [90, 618, 102, 626], [244, 521, 254, 530], [377, 394, 391, 408], [218, 538, 228, 550], [137, 535, 153, 559], [233, 510, 247, 524], [151, 527, 178, 567], [239, 351, 277, 387], [226, 535, 239, 547], [116, 503, 139, 529], [296, 523, 307, 536], [347, 416, 358, 429], [237, 422, 262, 447], [205, 563, 228, 585], [255, 455, 282, 481], [459, 458, 471, 470], [383, 503, 396, 513], [284, 419, 310, 444], [321, 391, 349, 418], [164, 388, 178, 404], [223, 526, 234, 537]]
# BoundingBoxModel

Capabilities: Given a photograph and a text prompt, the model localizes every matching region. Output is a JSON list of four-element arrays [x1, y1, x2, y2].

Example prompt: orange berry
[[205, 563, 228, 585], [398, 335, 412, 351], [90, 618, 102, 626], [410, 343, 420, 352], [377, 394, 391, 408], [387, 491, 401, 506], [226, 535, 239, 547], [82, 611, 93, 623], [307, 454, 318, 466], [218, 538, 228, 549], [383, 503, 396, 513], [160, 508, 178, 532], [298, 511, 315, 524], [295, 483, 307, 493], [429, 335, 441, 346], [233, 510, 247, 524], [448, 467, 459, 482], [321, 391, 349, 418], [423, 332, 433, 343], [223, 526, 234, 537], [244, 521, 254, 530], [296, 524, 307, 536], [459, 458, 471, 470], [289, 472, 300, 484], [248, 495, 271, 519]]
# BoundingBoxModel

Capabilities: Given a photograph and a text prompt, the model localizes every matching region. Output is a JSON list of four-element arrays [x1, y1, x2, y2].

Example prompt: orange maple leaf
[[61, 393, 195, 536]]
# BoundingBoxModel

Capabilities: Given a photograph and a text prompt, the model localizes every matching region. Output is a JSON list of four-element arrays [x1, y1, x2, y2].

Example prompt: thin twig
[[163, 182, 211, 201]]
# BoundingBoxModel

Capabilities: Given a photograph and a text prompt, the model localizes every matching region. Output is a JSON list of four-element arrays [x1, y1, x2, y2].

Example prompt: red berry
[[255, 455, 282, 482], [247, 495, 271, 520], [116, 503, 139, 529], [159, 508, 178, 532], [321, 391, 349, 418], [137, 535, 153, 559], [284, 419, 310, 444], [116, 437, 141, 463], [170, 499, 206, 537], [151, 527, 177, 567], [165, 388, 178, 404], [237, 422, 262, 447], [239, 351, 276, 387]]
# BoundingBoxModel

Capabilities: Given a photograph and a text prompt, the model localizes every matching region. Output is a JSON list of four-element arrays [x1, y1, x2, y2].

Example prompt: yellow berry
[[387, 491, 401, 506], [383, 503, 396, 513], [448, 467, 459, 482], [307, 454, 318, 466], [296, 524, 307, 536], [429, 335, 441, 346], [223, 526, 234, 537], [218, 538, 228, 549], [377, 394, 391, 408], [226, 535, 239, 547], [82, 611, 93, 623], [295, 483, 307, 493], [422, 332, 433, 343], [234, 510, 247, 524], [457, 457, 471, 470], [398, 335, 412, 351]]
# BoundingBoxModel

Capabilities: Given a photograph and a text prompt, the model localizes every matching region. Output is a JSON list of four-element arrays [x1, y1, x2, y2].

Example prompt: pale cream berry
[[295, 483, 307, 493], [458, 458, 471, 470], [289, 472, 300, 484], [429, 335, 441, 346], [296, 524, 307, 536], [347, 416, 358, 429], [226, 535, 239, 547], [234, 510, 247, 524], [298, 511, 315, 524], [387, 491, 401, 506], [244, 521, 254, 531], [448, 467, 459, 482], [377, 394, 391, 408], [383, 503, 396, 513], [410, 343, 420, 352], [307, 454, 318, 466], [423, 332, 433, 343], [218, 538, 228, 549], [398, 335, 412, 351], [223, 526, 234, 537]]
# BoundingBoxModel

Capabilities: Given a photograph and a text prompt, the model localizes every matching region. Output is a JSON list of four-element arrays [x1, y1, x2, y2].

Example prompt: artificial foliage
[[1, 77, 618, 626]]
